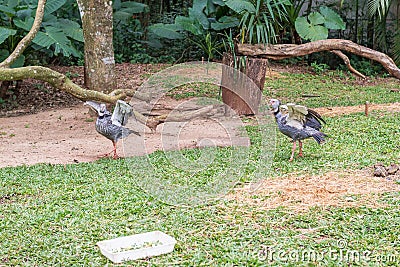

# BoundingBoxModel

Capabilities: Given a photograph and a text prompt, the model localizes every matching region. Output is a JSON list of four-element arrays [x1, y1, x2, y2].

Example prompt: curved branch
[[237, 39, 400, 79], [0, 0, 46, 68], [330, 50, 366, 79], [0, 66, 124, 103]]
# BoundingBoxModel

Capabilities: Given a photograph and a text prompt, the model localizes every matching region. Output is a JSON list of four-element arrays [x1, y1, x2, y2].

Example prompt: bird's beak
[[84, 101, 101, 115]]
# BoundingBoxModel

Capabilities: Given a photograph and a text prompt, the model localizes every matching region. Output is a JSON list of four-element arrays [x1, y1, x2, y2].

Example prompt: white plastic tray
[[97, 231, 176, 263]]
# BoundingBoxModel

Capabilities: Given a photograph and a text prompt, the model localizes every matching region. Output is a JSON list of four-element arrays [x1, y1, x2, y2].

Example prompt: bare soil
[[0, 102, 249, 167]]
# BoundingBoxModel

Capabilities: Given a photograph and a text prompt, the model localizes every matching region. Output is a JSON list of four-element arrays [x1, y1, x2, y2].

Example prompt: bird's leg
[[289, 141, 296, 162], [112, 141, 119, 159], [298, 140, 303, 157], [98, 141, 118, 159]]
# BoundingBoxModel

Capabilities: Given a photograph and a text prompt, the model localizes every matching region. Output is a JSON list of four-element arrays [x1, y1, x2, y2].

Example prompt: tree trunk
[[77, 0, 116, 93], [236, 39, 400, 79], [221, 53, 268, 115]]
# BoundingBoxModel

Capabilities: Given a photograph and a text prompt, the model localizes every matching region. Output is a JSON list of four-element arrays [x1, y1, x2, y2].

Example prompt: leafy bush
[[347, 58, 385, 76], [310, 61, 330, 74], [295, 6, 345, 41], [0, 0, 84, 66]]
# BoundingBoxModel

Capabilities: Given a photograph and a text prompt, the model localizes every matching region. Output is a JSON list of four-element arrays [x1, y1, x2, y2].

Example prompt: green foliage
[[319, 6, 345, 30], [310, 61, 330, 74], [149, 0, 238, 38], [113, 0, 149, 23], [350, 58, 385, 76], [0, 27, 16, 44], [149, 0, 290, 60], [148, 0, 239, 60], [366, 0, 400, 66], [367, 0, 390, 20], [224, 0, 256, 13], [0, 0, 83, 65], [235, 0, 290, 44], [191, 32, 224, 60], [150, 23, 185, 39], [295, 6, 345, 41], [280, 0, 306, 43], [393, 31, 400, 65], [112, 2, 177, 64]]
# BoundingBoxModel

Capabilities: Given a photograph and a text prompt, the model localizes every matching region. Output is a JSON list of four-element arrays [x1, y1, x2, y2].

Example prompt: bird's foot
[[98, 150, 115, 159], [298, 152, 304, 157], [289, 157, 294, 162]]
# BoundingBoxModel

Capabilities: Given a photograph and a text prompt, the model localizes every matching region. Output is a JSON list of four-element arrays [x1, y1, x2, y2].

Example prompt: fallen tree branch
[[330, 50, 366, 79], [133, 104, 224, 132], [0, 66, 124, 103], [237, 39, 400, 79], [160, 104, 216, 122]]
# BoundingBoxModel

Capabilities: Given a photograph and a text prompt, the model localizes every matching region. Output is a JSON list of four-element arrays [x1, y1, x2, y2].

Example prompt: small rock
[[374, 166, 388, 177], [386, 164, 399, 175]]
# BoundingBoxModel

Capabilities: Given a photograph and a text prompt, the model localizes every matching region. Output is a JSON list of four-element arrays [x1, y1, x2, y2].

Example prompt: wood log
[[237, 39, 400, 79]]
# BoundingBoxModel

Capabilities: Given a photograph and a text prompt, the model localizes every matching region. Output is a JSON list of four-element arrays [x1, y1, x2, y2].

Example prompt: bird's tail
[[312, 131, 327, 144]]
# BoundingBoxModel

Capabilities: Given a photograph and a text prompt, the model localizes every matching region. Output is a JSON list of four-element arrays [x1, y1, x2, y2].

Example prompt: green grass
[[0, 162, 399, 266], [1, 110, 399, 265], [264, 72, 400, 108], [1, 71, 400, 266], [267, 111, 400, 176], [167, 82, 220, 100]]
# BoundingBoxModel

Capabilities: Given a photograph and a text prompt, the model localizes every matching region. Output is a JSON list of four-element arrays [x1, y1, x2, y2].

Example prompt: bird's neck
[[273, 108, 285, 123], [273, 108, 281, 117]]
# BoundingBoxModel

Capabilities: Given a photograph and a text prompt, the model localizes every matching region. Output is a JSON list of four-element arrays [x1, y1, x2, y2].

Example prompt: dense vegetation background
[[1, 0, 398, 67]]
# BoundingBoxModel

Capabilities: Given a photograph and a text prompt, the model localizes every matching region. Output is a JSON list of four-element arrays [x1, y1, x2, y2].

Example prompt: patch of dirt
[[226, 170, 400, 212], [0, 102, 249, 168], [314, 102, 400, 117]]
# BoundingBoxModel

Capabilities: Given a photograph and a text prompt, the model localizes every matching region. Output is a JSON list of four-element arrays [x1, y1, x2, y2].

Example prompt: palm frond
[[392, 29, 400, 65], [367, 0, 391, 20]]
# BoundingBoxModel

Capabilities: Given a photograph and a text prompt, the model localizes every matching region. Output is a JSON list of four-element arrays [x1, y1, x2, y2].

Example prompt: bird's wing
[[286, 103, 308, 125], [307, 108, 326, 124], [111, 100, 134, 126], [280, 104, 288, 113]]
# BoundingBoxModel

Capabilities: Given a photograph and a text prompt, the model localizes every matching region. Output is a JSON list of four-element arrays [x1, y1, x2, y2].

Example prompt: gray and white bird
[[269, 99, 326, 161], [85, 100, 140, 159]]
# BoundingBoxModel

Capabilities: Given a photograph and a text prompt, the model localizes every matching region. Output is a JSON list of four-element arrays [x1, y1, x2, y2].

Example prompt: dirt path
[[315, 102, 400, 117], [0, 103, 249, 168]]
